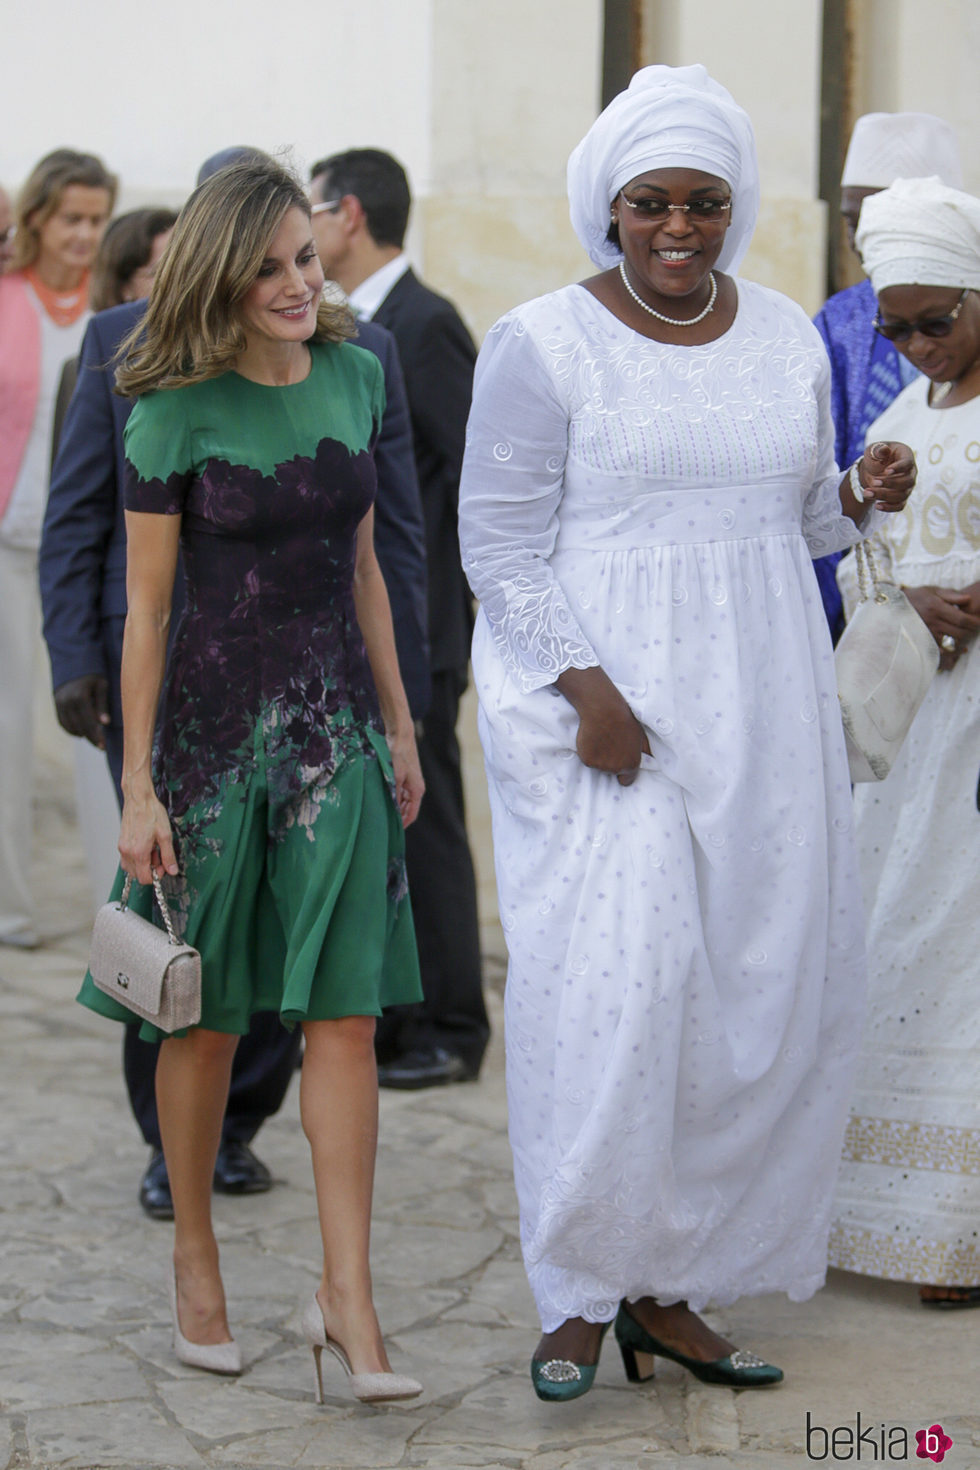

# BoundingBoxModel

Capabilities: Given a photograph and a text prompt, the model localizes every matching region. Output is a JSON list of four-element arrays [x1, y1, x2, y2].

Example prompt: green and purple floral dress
[[78, 341, 421, 1039]]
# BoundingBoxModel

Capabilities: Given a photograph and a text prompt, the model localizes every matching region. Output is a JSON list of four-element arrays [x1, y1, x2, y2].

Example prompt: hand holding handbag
[[89, 873, 201, 1032], [835, 538, 939, 782]]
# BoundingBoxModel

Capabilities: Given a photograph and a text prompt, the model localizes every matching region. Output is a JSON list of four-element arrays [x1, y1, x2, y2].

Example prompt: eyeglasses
[[873, 289, 969, 342], [310, 199, 342, 217], [617, 192, 732, 224]]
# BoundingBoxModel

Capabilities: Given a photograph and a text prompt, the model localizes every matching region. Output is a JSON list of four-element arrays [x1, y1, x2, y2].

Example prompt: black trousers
[[375, 667, 489, 1072], [103, 628, 301, 1152]]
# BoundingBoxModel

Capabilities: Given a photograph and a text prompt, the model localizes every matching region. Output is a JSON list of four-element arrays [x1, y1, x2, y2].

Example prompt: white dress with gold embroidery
[[460, 281, 878, 1331], [830, 378, 980, 1286]]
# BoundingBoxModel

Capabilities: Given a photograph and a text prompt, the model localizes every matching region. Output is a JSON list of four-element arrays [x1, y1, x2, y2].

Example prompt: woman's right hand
[[118, 788, 179, 885], [555, 666, 651, 786], [903, 583, 980, 670]]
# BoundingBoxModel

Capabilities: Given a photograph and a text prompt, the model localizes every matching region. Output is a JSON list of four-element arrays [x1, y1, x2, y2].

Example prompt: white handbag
[[89, 874, 201, 1032], [835, 539, 939, 782]]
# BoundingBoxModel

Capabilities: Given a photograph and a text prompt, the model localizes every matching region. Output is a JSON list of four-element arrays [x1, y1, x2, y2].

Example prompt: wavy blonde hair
[[115, 154, 352, 397], [10, 149, 118, 273]]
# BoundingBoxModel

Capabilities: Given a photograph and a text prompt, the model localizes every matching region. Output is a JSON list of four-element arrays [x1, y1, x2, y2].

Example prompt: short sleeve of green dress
[[78, 341, 422, 1039]]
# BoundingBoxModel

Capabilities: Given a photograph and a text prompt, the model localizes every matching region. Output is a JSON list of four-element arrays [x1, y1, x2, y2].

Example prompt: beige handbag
[[89, 873, 201, 1032], [835, 538, 939, 782]]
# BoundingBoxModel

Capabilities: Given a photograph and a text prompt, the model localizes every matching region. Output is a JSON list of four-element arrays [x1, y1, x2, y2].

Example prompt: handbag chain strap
[[855, 538, 891, 605], [118, 873, 183, 947]]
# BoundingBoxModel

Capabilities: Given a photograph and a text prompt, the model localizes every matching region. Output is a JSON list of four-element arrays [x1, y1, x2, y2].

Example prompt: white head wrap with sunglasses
[[567, 63, 760, 273], [857, 176, 980, 294]]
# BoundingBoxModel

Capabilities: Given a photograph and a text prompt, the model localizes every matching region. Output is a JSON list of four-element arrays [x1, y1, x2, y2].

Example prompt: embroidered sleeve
[[458, 312, 598, 692]]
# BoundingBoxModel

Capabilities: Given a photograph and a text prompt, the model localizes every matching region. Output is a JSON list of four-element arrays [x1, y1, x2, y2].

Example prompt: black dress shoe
[[138, 1150, 174, 1220], [376, 1045, 478, 1091], [213, 1140, 273, 1195]]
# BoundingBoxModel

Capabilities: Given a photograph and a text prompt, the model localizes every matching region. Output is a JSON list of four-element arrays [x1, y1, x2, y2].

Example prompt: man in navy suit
[[309, 148, 489, 1089], [40, 170, 430, 1213]]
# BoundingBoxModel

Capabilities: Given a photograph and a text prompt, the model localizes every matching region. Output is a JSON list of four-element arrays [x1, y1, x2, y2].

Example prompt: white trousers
[[0, 540, 41, 943]]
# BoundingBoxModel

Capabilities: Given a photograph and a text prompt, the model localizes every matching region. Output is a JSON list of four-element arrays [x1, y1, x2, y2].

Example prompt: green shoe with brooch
[[531, 1320, 611, 1401], [614, 1302, 783, 1388]]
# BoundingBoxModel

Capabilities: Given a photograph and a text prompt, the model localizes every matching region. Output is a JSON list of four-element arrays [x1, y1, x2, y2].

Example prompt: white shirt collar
[[347, 252, 411, 321]]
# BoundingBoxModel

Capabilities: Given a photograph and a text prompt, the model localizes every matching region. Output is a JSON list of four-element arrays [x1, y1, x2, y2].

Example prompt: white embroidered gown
[[459, 281, 876, 1332], [830, 380, 980, 1286]]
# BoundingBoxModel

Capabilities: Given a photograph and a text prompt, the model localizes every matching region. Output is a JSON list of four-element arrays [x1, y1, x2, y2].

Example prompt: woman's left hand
[[860, 441, 917, 511], [387, 726, 425, 828]]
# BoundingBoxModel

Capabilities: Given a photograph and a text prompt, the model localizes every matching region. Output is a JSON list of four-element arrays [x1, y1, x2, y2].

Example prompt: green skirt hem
[[77, 729, 421, 1044]]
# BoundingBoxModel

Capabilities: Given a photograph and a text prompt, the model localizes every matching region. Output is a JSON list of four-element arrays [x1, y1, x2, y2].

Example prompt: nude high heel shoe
[[169, 1269, 242, 1376], [300, 1296, 422, 1404]]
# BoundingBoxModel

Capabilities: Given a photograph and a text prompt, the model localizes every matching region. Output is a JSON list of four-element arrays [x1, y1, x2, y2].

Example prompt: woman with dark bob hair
[[77, 154, 424, 1402], [459, 65, 916, 1399], [0, 147, 116, 949], [90, 207, 178, 312]]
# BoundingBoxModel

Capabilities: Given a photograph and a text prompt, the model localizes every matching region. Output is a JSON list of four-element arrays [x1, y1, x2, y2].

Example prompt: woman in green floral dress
[[78, 156, 424, 1401]]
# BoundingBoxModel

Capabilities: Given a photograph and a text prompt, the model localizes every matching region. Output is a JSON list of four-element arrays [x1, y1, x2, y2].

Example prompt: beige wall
[[853, 0, 980, 195], [422, 0, 601, 340], [0, 0, 437, 207], [5, 1, 980, 332]]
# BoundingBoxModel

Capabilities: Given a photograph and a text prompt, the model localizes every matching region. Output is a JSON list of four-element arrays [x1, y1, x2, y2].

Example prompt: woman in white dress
[[458, 65, 916, 1399], [829, 177, 980, 1308]]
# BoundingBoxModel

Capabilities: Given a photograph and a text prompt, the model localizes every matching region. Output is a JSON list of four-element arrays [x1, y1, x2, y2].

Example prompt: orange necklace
[[25, 265, 91, 327]]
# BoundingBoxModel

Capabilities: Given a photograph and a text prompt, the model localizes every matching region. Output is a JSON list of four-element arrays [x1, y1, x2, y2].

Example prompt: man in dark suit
[[309, 148, 489, 1089], [40, 207, 430, 1210]]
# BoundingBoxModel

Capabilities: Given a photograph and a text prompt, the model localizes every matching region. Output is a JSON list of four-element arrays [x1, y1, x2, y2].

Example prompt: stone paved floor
[[2, 727, 979, 1469]]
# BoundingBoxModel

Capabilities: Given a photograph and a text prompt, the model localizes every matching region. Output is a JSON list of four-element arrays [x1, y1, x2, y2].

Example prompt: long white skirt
[[474, 499, 866, 1332], [830, 649, 980, 1285]]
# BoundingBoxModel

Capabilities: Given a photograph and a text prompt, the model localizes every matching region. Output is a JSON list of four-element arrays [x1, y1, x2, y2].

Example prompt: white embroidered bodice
[[460, 280, 874, 694]]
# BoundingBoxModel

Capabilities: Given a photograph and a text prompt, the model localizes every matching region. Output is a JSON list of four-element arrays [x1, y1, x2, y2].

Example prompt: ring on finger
[[941, 634, 957, 653]]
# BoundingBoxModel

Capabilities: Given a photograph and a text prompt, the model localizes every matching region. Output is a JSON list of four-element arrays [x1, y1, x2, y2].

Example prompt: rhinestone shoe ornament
[[538, 1359, 581, 1383], [728, 1350, 768, 1370]]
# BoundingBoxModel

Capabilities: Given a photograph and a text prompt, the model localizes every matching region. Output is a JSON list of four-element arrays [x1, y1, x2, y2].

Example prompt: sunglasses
[[873, 288, 969, 342], [617, 192, 732, 224]]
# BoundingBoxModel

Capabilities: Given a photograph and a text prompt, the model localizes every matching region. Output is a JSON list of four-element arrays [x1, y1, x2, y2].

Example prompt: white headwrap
[[857, 176, 980, 293], [841, 112, 962, 190], [567, 64, 759, 273]]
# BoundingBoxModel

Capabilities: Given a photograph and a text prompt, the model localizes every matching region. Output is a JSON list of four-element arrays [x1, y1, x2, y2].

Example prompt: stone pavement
[[2, 721, 979, 1470]]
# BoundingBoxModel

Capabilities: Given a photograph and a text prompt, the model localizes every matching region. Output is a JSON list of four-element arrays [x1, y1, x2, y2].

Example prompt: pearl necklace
[[618, 259, 717, 326]]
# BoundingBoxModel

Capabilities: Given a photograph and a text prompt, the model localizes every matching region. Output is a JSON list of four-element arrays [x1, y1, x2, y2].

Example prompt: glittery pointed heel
[[168, 1269, 241, 1376], [614, 1303, 783, 1388], [530, 1320, 611, 1402], [300, 1296, 422, 1404]]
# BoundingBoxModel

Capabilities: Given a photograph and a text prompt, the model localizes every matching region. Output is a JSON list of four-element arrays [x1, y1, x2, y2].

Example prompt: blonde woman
[[0, 148, 115, 947], [77, 155, 424, 1401]]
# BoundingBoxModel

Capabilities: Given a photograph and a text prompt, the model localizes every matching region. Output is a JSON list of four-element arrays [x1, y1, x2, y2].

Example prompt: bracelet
[[849, 459, 869, 504]]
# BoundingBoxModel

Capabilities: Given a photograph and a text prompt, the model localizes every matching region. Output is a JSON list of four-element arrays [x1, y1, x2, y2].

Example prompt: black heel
[[618, 1340, 655, 1383]]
